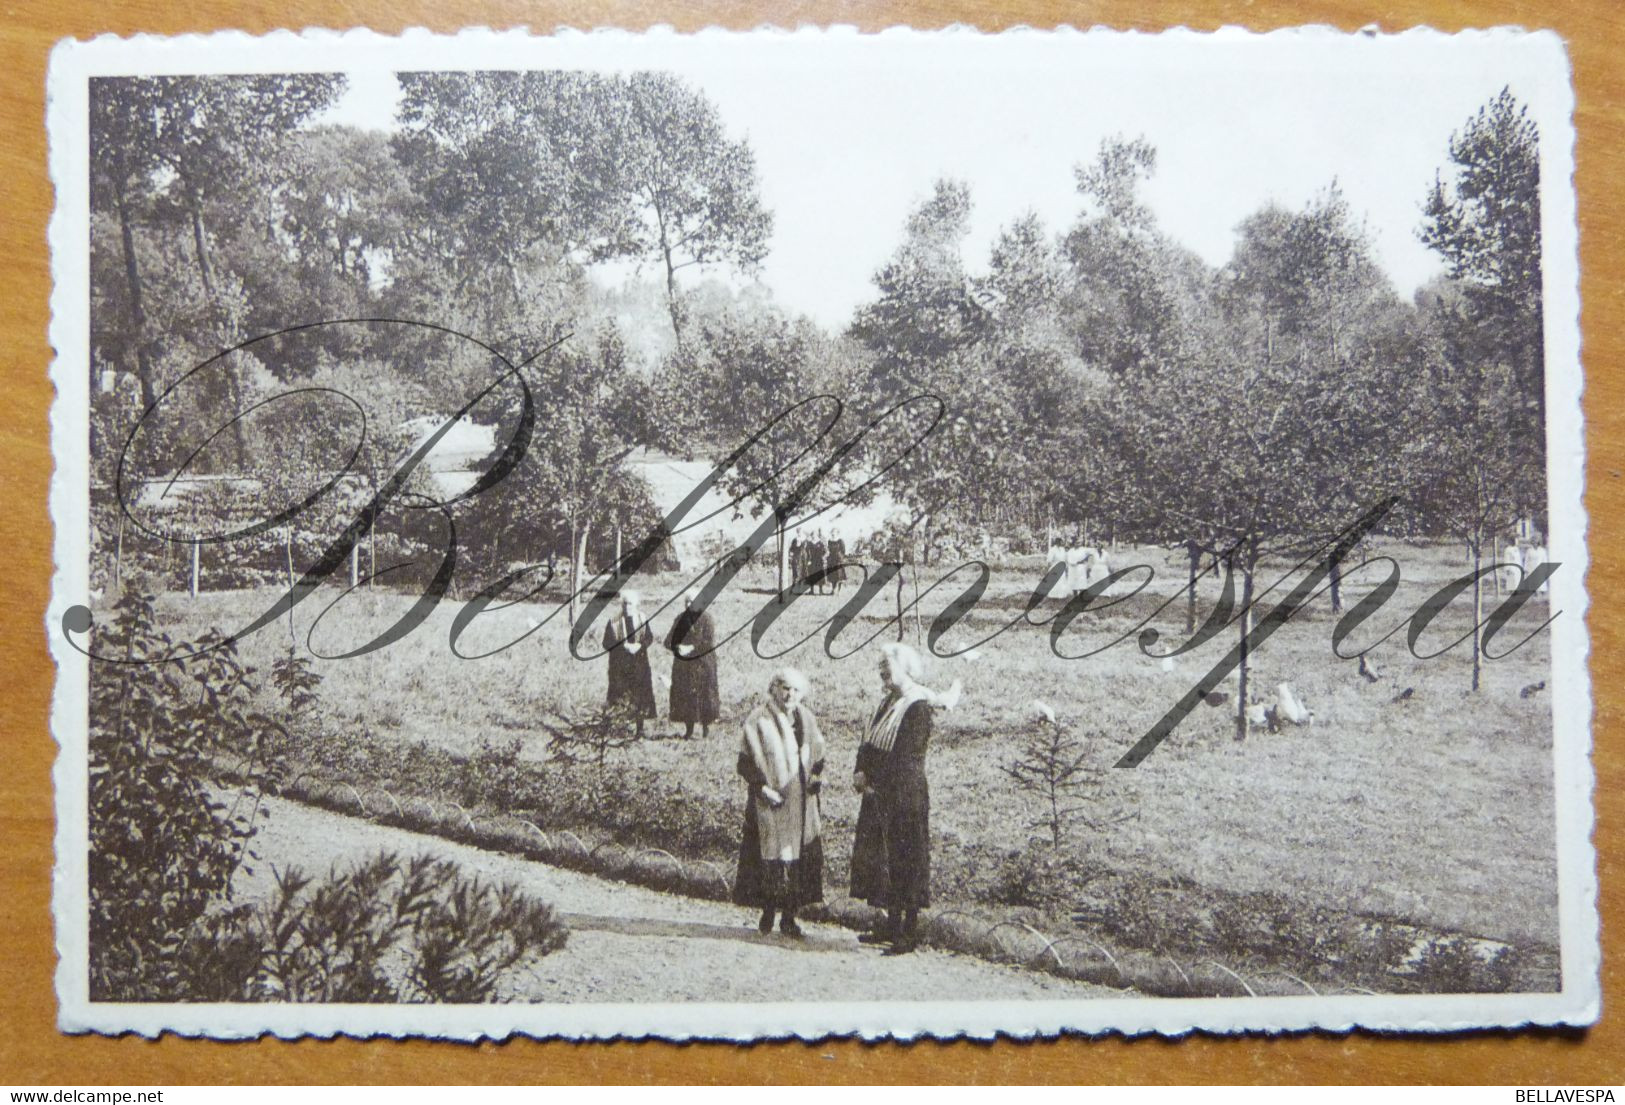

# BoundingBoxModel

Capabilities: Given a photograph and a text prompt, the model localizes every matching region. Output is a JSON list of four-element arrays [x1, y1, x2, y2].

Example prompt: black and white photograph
[[45, 26, 1592, 1039]]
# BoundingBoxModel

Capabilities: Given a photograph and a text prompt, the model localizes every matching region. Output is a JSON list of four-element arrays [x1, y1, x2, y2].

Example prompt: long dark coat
[[850, 699, 932, 909], [827, 538, 849, 584], [664, 607, 720, 724], [806, 538, 827, 585], [734, 707, 825, 909], [602, 612, 656, 719]]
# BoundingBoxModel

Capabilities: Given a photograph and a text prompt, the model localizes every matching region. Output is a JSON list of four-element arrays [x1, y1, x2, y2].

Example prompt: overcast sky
[[316, 30, 1567, 329]]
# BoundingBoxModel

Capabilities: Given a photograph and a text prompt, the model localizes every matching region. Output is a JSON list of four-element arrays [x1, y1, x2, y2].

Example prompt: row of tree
[[88, 73, 1546, 716]]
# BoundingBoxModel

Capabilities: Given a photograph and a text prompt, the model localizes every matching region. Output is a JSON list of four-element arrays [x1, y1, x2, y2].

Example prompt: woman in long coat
[[850, 642, 946, 954], [664, 591, 720, 739], [806, 529, 828, 593], [826, 532, 849, 593], [602, 590, 656, 737], [787, 536, 805, 593], [734, 668, 826, 937]]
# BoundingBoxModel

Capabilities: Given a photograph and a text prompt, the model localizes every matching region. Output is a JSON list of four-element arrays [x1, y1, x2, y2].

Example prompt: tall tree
[[975, 212, 1100, 538], [657, 307, 863, 598], [1420, 88, 1544, 426], [90, 78, 166, 409], [1062, 136, 1215, 383], [489, 327, 652, 622], [850, 179, 1018, 565], [89, 75, 345, 421], [1412, 91, 1545, 690], [1116, 189, 1413, 738], [593, 73, 773, 346]]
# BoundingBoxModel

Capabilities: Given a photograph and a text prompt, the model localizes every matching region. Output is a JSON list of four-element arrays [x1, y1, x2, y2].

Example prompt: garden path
[[242, 795, 1121, 1005]]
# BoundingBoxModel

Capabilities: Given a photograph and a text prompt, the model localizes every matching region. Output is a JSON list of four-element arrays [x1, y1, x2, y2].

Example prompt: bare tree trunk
[[113, 513, 125, 591], [895, 570, 907, 642], [615, 524, 623, 577], [187, 199, 248, 466], [1234, 551, 1256, 742], [571, 518, 591, 625], [1471, 533, 1483, 693], [350, 541, 359, 589], [1329, 556, 1343, 614], [190, 205, 216, 301], [189, 542, 200, 599], [1185, 541, 1200, 633], [284, 526, 297, 643], [776, 515, 789, 603], [568, 512, 579, 625], [911, 559, 925, 644], [661, 235, 685, 347], [113, 186, 157, 411]]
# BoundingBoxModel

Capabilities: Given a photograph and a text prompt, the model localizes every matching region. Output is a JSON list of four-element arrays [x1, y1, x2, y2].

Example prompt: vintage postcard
[[46, 26, 1593, 1039]]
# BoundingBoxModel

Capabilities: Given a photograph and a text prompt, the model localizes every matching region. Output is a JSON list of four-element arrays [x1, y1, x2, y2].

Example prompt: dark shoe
[[758, 912, 774, 935], [883, 936, 918, 956], [856, 930, 893, 945], [780, 918, 804, 938]]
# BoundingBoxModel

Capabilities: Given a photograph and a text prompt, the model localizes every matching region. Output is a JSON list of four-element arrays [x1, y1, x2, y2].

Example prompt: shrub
[[457, 735, 531, 811], [176, 851, 569, 1002], [989, 847, 1098, 909], [1408, 936, 1516, 994], [88, 589, 288, 1000]]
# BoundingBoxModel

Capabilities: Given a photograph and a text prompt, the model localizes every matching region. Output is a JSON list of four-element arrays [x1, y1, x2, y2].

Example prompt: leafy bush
[[989, 847, 1099, 909], [457, 735, 530, 811], [174, 851, 568, 1002], [89, 588, 288, 1000], [1407, 935, 1515, 993]]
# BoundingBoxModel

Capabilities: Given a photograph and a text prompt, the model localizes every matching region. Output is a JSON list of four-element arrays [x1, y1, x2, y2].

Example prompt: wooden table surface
[[2, 0, 1619, 1086]]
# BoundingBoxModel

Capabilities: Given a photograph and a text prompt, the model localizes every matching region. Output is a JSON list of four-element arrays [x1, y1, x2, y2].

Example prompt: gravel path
[[241, 795, 1120, 1004]]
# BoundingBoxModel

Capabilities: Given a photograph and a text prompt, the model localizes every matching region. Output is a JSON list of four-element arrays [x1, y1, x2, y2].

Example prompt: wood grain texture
[[2, 0, 1618, 1085]]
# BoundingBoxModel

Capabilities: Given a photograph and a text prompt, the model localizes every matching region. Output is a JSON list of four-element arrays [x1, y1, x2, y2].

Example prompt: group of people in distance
[[789, 530, 850, 595], [600, 584, 957, 954]]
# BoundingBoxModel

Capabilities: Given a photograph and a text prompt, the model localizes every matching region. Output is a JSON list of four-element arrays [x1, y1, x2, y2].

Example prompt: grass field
[[131, 537, 1559, 965]]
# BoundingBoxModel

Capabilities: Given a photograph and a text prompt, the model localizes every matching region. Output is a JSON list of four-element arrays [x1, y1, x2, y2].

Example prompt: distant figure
[[806, 529, 828, 593], [851, 642, 941, 954], [665, 590, 720, 740], [734, 668, 826, 937], [788, 536, 804, 594], [1528, 543, 1550, 594], [1500, 541, 1526, 594], [602, 590, 656, 737], [827, 532, 849, 593]]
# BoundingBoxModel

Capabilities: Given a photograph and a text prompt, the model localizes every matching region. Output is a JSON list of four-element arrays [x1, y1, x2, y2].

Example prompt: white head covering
[[863, 643, 962, 751]]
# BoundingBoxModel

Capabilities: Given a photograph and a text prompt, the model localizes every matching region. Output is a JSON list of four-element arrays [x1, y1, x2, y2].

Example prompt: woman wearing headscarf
[[850, 642, 960, 954], [734, 667, 826, 937], [664, 589, 720, 740], [602, 590, 656, 737]]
